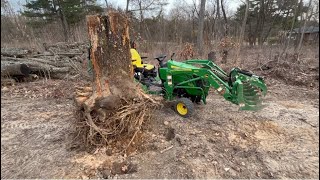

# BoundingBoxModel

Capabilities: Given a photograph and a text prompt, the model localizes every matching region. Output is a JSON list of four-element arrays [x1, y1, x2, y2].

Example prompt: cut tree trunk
[[1, 63, 30, 77], [81, 12, 133, 111], [208, 51, 216, 62], [74, 12, 160, 151]]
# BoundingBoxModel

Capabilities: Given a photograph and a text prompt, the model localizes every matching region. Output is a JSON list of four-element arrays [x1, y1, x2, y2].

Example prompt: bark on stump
[[79, 12, 133, 111], [74, 12, 159, 151]]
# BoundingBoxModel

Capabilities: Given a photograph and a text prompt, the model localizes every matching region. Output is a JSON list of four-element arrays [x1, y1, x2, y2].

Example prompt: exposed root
[[74, 86, 161, 153]]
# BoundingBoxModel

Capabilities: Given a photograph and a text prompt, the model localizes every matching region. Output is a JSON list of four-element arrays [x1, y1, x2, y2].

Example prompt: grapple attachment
[[229, 68, 267, 111]]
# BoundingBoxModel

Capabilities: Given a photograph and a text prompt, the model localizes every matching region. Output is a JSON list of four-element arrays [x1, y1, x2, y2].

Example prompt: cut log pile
[[1, 42, 90, 82]]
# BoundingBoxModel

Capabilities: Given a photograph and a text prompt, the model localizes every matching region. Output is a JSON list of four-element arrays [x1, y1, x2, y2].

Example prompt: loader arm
[[163, 60, 267, 111], [183, 59, 228, 77]]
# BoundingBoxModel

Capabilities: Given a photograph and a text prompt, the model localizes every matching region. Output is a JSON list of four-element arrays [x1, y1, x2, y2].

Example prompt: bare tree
[[220, 0, 228, 36], [104, 0, 108, 7], [214, 0, 222, 39], [235, 0, 249, 66], [296, 0, 313, 54], [1, 0, 8, 10], [126, 0, 130, 12], [57, 0, 69, 42], [130, 0, 168, 39], [278, 0, 301, 62], [197, 0, 206, 56]]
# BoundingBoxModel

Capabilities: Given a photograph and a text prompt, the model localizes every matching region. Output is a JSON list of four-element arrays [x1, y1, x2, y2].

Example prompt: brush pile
[[257, 52, 319, 88]]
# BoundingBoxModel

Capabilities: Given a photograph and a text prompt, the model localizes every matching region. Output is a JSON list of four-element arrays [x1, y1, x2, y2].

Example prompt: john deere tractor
[[134, 54, 267, 117]]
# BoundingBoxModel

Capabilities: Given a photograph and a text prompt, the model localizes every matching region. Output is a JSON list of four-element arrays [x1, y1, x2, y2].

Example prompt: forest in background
[[1, 0, 319, 63]]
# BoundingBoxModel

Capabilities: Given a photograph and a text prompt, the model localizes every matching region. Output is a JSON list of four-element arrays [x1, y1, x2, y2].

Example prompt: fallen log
[[32, 52, 54, 57], [1, 56, 71, 67], [1, 48, 31, 58], [1, 56, 79, 76], [32, 52, 83, 58], [1, 63, 30, 77], [1, 58, 70, 80], [57, 52, 83, 58], [2, 60, 55, 70], [29, 66, 70, 73]]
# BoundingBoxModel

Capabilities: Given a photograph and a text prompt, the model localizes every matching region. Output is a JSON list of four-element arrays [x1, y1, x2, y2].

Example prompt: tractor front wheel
[[174, 98, 194, 118]]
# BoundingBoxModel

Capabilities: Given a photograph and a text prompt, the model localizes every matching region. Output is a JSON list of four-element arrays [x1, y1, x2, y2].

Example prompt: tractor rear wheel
[[174, 98, 194, 118]]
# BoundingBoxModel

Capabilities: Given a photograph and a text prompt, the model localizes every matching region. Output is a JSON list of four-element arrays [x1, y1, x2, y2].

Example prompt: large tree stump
[[81, 12, 133, 111], [74, 12, 159, 152]]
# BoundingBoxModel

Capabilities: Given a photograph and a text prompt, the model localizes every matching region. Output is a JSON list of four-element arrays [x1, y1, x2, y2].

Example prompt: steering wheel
[[154, 55, 166, 62]]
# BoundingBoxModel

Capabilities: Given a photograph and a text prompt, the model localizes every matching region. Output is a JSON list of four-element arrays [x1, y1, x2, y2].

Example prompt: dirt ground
[[1, 77, 319, 179]]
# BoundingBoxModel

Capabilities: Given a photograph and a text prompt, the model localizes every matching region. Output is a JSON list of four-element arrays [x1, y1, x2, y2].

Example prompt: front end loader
[[141, 54, 267, 117]]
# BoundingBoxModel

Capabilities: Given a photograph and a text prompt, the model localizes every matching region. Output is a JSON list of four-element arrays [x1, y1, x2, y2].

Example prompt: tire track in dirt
[[250, 94, 319, 178], [135, 90, 319, 179]]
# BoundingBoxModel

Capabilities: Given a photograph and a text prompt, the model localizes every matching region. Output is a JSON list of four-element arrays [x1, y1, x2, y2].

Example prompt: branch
[[128, 0, 158, 12]]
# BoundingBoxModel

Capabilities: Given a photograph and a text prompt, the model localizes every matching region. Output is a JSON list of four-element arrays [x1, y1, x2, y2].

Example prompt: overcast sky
[[7, 0, 242, 15]]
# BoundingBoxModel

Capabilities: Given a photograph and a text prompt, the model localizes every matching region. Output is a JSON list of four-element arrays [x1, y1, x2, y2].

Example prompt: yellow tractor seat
[[131, 48, 155, 71], [143, 64, 155, 70]]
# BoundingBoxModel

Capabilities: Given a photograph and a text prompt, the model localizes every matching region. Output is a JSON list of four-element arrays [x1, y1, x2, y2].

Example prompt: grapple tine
[[228, 68, 267, 111], [244, 96, 260, 101], [243, 91, 258, 96], [240, 104, 266, 111], [240, 85, 265, 110], [243, 88, 256, 92], [244, 100, 262, 106]]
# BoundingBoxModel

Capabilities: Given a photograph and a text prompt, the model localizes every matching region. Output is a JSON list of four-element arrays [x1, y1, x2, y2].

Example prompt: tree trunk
[[236, 0, 249, 66], [74, 12, 159, 150], [81, 12, 133, 111], [207, 51, 216, 62], [220, 0, 228, 36], [105, 0, 108, 7], [296, 0, 313, 54], [197, 0, 206, 56], [57, 0, 69, 42], [248, 22, 255, 46], [216, 0, 221, 39], [257, 0, 265, 46], [277, 0, 300, 62], [220, 0, 229, 64], [126, 0, 130, 12], [139, 1, 144, 36]]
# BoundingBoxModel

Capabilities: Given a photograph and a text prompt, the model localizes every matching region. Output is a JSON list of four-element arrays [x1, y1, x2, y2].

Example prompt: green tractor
[[135, 53, 267, 117]]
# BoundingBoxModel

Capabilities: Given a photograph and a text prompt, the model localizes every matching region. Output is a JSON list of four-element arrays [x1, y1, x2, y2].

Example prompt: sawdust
[[278, 100, 305, 109]]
